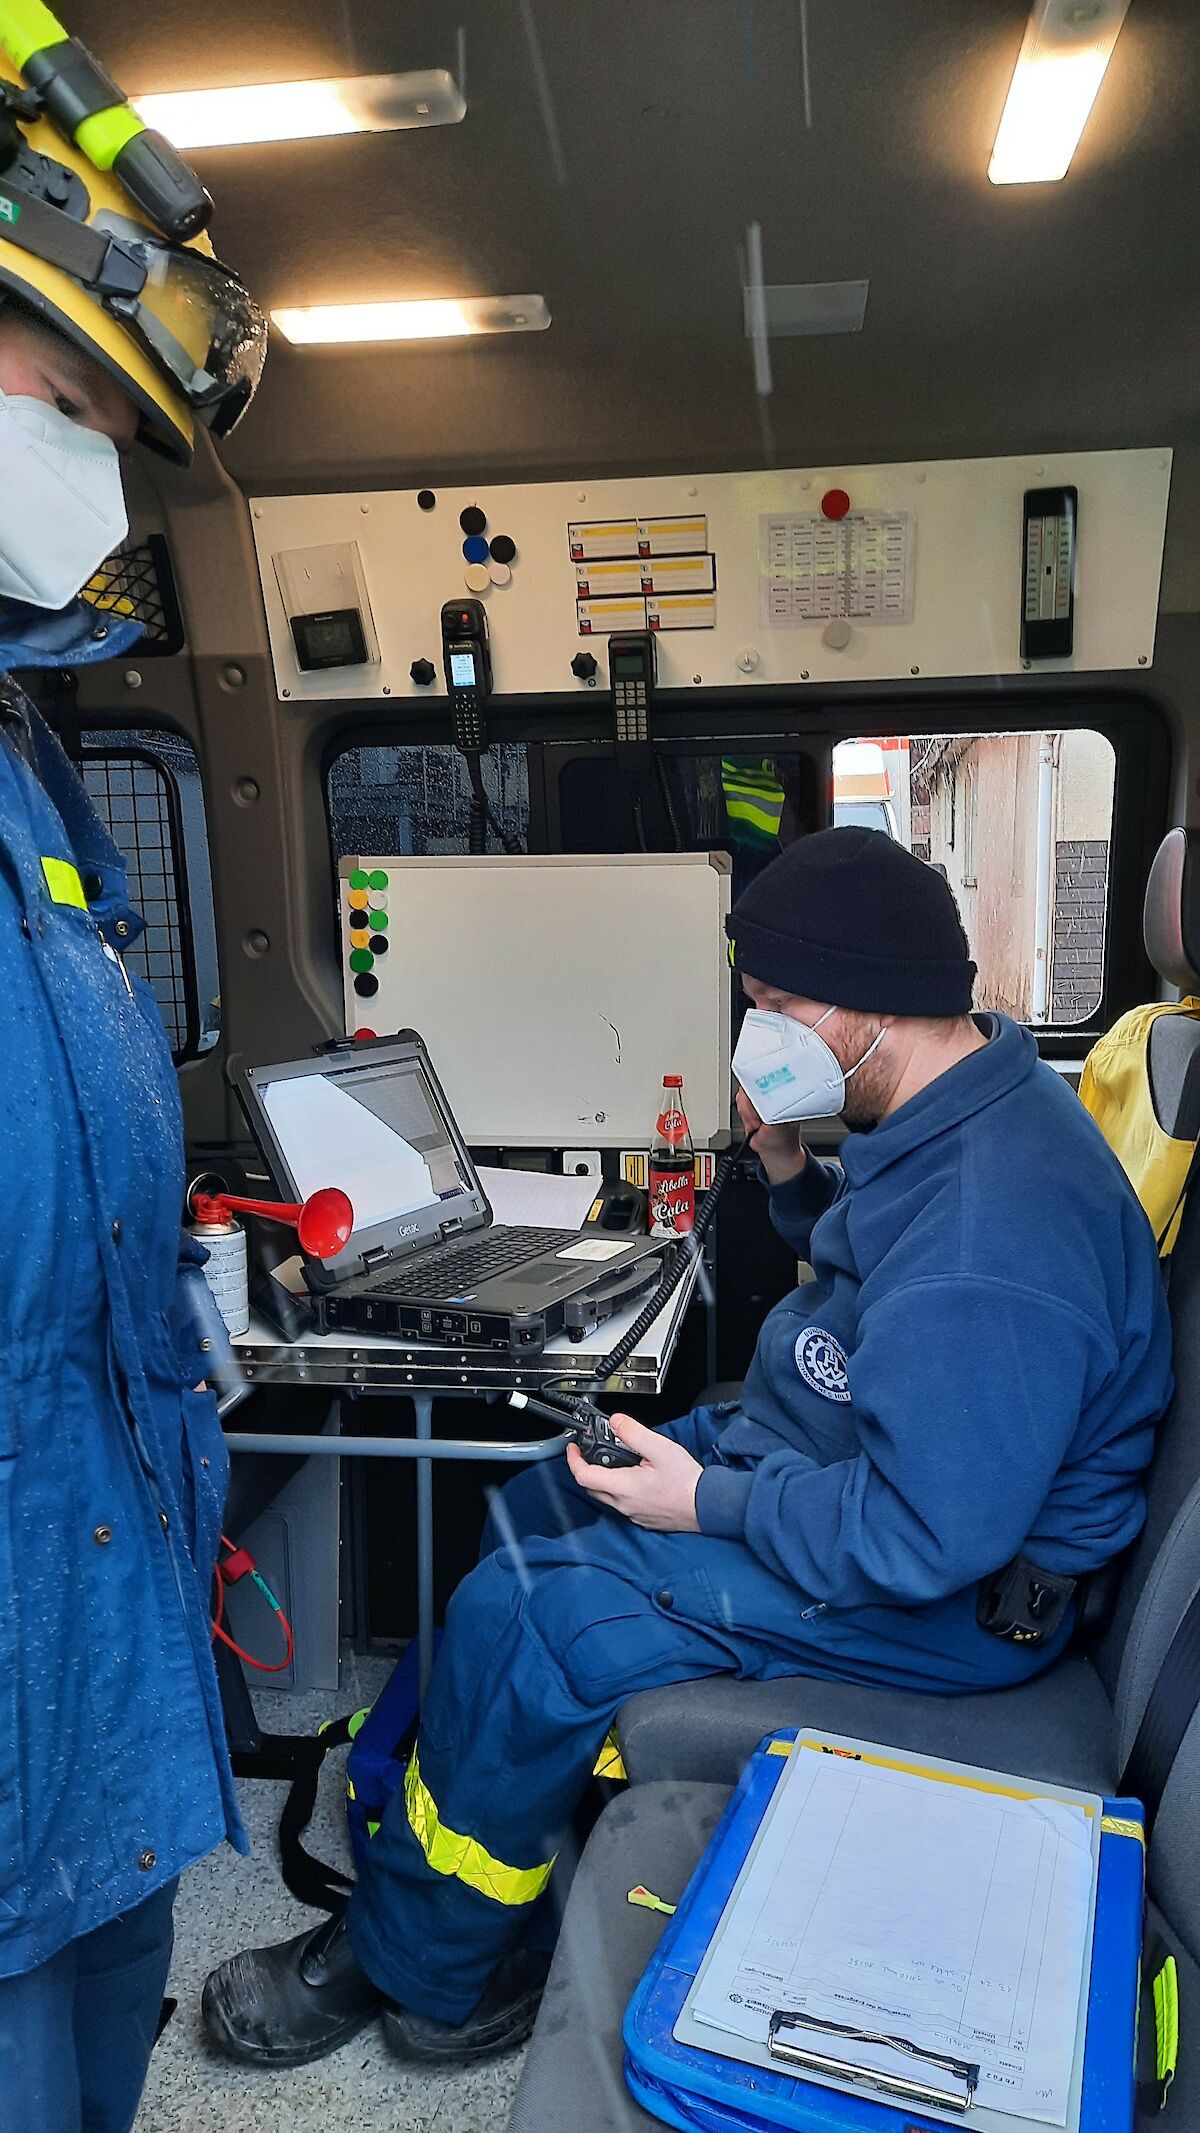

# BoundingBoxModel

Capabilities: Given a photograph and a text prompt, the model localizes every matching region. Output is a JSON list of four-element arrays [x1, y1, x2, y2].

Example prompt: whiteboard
[[340, 853, 732, 1147]]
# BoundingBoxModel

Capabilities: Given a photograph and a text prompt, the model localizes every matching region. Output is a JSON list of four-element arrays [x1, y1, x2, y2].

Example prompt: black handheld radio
[[440, 599, 492, 751]]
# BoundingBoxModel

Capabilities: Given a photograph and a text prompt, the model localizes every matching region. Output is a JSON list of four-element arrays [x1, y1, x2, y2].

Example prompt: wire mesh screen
[[81, 535, 185, 656], [80, 750, 196, 1059]]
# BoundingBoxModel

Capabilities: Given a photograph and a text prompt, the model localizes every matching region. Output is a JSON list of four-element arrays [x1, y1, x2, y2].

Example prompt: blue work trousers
[[346, 1409, 1047, 2023], [0, 1880, 176, 2132]]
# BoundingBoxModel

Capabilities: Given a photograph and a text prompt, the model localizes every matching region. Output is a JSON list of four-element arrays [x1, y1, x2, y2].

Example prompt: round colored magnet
[[464, 563, 491, 593], [489, 561, 512, 587], [462, 534, 490, 564], [348, 868, 369, 891], [369, 933, 389, 954], [347, 887, 369, 910], [355, 1027, 378, 1040], [354, 972, 379, 998], [460, 505, 487, 536], [349, 948, 374, 973], [367, 890, 388, 909], [489, 533, 517, 565], [349, 927, 371, 950], [821, 487, 851, 520], [368, 869, 388, 890], [368, 908, 389, 931]]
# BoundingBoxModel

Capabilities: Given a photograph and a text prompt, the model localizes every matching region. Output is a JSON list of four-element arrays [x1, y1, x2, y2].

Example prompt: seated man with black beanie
[[204, 826, 1172, 2073]]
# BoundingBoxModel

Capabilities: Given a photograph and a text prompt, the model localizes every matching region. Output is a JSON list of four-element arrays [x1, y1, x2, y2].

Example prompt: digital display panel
[[290, 606, 368, 670]]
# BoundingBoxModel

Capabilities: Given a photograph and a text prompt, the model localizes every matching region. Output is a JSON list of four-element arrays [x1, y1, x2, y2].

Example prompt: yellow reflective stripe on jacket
[[1078, 999, 1200, 1253], [40, 856, 88, 909], [404, 1754, 554, 1906], [594, 1728, 628, 1782], [721, 757, 785, 842]]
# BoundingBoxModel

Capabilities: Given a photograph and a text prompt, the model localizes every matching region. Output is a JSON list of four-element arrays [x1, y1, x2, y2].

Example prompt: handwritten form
[[685, 1744, 1096, 2127]]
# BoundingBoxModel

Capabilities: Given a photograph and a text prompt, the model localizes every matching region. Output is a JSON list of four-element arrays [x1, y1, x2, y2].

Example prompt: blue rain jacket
[[0, 680, 245, 1980], [698, 1016, 1173, 1621]]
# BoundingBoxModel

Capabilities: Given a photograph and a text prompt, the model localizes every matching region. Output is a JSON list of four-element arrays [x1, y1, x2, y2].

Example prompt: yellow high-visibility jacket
[[1078, 999, 1200, 1253]]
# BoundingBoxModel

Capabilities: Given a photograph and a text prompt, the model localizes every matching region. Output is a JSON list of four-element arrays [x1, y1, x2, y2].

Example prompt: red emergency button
[[821, 488, 851, 520]]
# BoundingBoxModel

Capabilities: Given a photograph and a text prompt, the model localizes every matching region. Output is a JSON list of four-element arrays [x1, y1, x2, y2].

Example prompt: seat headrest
[[1145, 827, 1200, 993]]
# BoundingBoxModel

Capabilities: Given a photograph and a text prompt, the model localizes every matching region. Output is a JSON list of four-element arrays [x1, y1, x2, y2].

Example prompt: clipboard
[[622, 1731, 1144, 2133]]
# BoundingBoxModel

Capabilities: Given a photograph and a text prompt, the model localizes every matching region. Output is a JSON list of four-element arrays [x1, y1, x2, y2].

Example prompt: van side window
[[906, 731, 1114, 1025], [327, 743, 530, 858], [79, 727, 220, 1062]]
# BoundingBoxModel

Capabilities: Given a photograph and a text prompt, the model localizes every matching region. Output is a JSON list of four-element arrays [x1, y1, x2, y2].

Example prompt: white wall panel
[[250, 448, 1171, 703]]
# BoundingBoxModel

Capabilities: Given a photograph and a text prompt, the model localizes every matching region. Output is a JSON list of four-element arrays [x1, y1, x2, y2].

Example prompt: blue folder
[[623, 1731, 1144, 2133]]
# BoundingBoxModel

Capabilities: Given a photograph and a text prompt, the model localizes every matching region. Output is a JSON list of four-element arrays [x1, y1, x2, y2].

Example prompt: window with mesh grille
[[79, 728, 220, 1063], [80, 536, 185, 656]]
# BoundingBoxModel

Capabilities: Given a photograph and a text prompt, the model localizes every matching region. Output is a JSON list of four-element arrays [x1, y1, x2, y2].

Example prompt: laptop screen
[[256, 1054, 475, 1235]]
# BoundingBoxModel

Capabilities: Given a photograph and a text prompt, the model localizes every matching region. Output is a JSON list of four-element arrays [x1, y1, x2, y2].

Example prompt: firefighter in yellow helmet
[[0, 24, 263, 2131]]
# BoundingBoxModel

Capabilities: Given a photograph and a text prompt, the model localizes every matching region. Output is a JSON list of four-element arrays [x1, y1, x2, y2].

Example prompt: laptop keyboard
[[364, 1225, 583, 1299]]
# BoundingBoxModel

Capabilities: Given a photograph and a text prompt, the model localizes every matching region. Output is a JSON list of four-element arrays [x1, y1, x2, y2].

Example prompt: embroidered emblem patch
[[794, 1327, 852, 1403]]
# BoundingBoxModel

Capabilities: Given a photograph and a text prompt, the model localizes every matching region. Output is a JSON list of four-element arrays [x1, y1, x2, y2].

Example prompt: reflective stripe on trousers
[[404, 1752, 555, 1908]]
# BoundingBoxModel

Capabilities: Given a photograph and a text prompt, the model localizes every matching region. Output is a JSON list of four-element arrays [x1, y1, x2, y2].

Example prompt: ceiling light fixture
[[988, 0, 1131, 185], [132, 70, 465, 150], [270, 296, 552, 346]]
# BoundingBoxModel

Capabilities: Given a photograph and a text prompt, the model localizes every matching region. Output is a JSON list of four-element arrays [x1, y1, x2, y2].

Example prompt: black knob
[[410, 658, 436, 686], [571, 652, 598, 681]]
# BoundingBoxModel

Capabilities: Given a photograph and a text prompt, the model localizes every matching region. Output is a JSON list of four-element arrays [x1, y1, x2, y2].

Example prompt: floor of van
[[135, 1661, 525, 2132]]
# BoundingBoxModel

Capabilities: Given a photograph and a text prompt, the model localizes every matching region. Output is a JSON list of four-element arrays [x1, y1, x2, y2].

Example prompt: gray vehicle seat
[[509, 826, 1200, 2130]]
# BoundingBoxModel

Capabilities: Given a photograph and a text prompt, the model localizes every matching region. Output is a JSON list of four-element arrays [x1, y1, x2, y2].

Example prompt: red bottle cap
[[663, 1074, 683, 1086]]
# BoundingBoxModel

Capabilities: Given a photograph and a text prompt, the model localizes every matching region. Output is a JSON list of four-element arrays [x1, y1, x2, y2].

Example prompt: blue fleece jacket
[[696, 1015, 1172, 1612]]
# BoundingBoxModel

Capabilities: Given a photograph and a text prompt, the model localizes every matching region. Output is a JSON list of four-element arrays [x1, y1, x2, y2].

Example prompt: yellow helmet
[[0, 47, 265, 463]]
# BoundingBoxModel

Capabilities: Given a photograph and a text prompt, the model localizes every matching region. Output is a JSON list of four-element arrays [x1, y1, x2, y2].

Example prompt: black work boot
[[202, 1909, 382, 2066], [380, 1946, 551, 2064]]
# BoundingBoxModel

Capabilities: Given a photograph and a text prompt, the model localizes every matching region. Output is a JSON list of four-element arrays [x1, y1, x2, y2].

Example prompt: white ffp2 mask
[[0, 390, 127, 610], [732, 1006, 885, 1123]]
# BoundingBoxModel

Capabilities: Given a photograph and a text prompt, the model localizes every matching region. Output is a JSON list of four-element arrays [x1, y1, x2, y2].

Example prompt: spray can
[[189, 1194, 250, 1339]]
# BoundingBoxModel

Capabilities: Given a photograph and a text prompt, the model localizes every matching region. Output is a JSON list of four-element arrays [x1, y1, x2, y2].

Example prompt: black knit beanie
[[726, 827, 976, 1016]]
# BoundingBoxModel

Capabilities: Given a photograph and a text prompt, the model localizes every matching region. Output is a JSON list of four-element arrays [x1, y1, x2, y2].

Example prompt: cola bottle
[[649, 1074, 696, 1238]]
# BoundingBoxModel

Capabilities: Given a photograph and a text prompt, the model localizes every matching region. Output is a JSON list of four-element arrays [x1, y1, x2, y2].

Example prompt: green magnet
[[349, 948, 374, 973], [368, 869, 389, 890], [368, 909, 389, 931], [348, 868, 369, 891]]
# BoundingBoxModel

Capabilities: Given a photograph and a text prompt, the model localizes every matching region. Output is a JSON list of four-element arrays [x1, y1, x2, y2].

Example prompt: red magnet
[[821, 488, 851, 520]]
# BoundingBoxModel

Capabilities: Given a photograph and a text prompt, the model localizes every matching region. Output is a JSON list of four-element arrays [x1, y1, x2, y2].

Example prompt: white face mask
[[732, 1006, 886, 1123], [0, 389, 127, 610]]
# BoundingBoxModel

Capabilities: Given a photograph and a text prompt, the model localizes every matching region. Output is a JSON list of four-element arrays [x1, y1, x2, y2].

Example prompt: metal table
[[224, 1255, 704, 1698]]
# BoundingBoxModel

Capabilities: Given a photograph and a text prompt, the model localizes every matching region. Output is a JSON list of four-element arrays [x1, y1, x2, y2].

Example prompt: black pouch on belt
[[976, 1554, 1077, 1645]]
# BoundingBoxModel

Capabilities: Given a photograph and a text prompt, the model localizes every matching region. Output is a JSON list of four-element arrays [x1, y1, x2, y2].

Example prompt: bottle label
[[649, 1162, 695, 1236], [657, 1106, 687, 1142]]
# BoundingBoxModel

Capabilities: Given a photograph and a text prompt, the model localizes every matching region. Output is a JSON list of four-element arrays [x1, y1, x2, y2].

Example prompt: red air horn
[[190, 1188, 355, 1258]]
